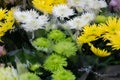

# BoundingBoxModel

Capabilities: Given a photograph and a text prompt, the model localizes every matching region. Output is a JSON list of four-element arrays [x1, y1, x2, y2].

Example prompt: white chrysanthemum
[[38, 15, 49, 25], [14, 11, 32, 23], [14, 8, 48, 32], [67, 0, 107, 12], [80, 12, 95, 23], [98, 0, 107, 8], [67, 0, 85, 7], [67, 17, 88, 30], [86, 0, 107, 10], [14, 9, 39, 23], [0, 67, 18, 80], [21, 19, 40, 32], [26, 9, 39, 18], [21, 15, 48, 32], [66, 12, 95, 30], [53, 4, 74, 18], [85, 0, 97, 10]]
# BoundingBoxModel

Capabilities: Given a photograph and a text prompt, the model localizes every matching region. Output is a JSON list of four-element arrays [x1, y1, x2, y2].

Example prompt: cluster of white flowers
[[14, 8, 48, 32], [13, 0, 107, 32], [67, 12, 95, 30], [67, 0, 107, 12], [51, 0, 105, 30]]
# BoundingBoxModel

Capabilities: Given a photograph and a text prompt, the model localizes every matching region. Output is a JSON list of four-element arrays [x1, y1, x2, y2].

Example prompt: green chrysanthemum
[[64, 37, 73, 42], [0, 66, 18, 80], [53, 41, 77, 57], [32, 37, 51, 52], [48, 30, 66, 42], [52, 69, 76, 80], [20, 72, 40, 80], [43, 54, 67, 72]]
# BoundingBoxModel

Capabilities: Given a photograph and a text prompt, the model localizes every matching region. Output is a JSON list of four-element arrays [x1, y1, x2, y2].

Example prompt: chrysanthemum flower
[[52, 4, 74, 18], [77, 34, 98, 44], [100, 17, 120, 41], [43, 54, 67, 72], [14, 9, 48, 32], [101, 17, 120, 34], [14, 9, 38, 23], [27, 9, 40, 18], [52, 69, 76, 80], [80, 12, 95, 22], [98, 0, 108, 8], [0, 9, 7, 20], [0, 66, 18, 80], [86, 0, 107, 10], [67, 0, 85, 8], [53, 41, 77, 57], [20, 72, 40, 80], [48, 30, 66, 42], [107, 33, 120, 50], [21, 15, 48, 32], [102, 33, 112, 41], [88, 43, 111, 57], [77, 24, 104, 44], [67, 12, 95, 30], [67, 0, 107, 12], [32, 0, 66, 14], [67, 17, 87, 30], [32, 37, 51, 52], [0, 9, 14, 41], [83, 24, 104, 36]]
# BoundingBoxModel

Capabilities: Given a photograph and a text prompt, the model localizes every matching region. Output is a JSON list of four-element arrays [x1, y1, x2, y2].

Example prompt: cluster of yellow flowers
[[0, 8, 14, 41], [32, 0, 66, 14], [77, 17, 120, 57]]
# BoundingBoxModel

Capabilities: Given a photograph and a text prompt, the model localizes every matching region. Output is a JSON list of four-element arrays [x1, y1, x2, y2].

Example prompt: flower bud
[[95, 15, 108, 23], [0, 46, 6, 56]]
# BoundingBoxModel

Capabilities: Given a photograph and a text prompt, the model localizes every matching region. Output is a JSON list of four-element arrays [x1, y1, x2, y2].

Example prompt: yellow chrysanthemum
[[101, 17, 120, 34], [77, 34, 98, 44], [83, 24, 104, 36], [0, 9, 14, 41], [102, 33, 113, 41], [32, 0, 66, 14], [88, 43, 111, 57], [101, 17, 120, 50], [107, 33, 120, 50], [77, 24, 104, 44], [0, 9, 7, 20], [5, 10, 14, 21]]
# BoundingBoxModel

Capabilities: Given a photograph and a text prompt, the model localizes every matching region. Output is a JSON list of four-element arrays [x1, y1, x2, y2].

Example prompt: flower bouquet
[[0, 0, 120, 80]]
